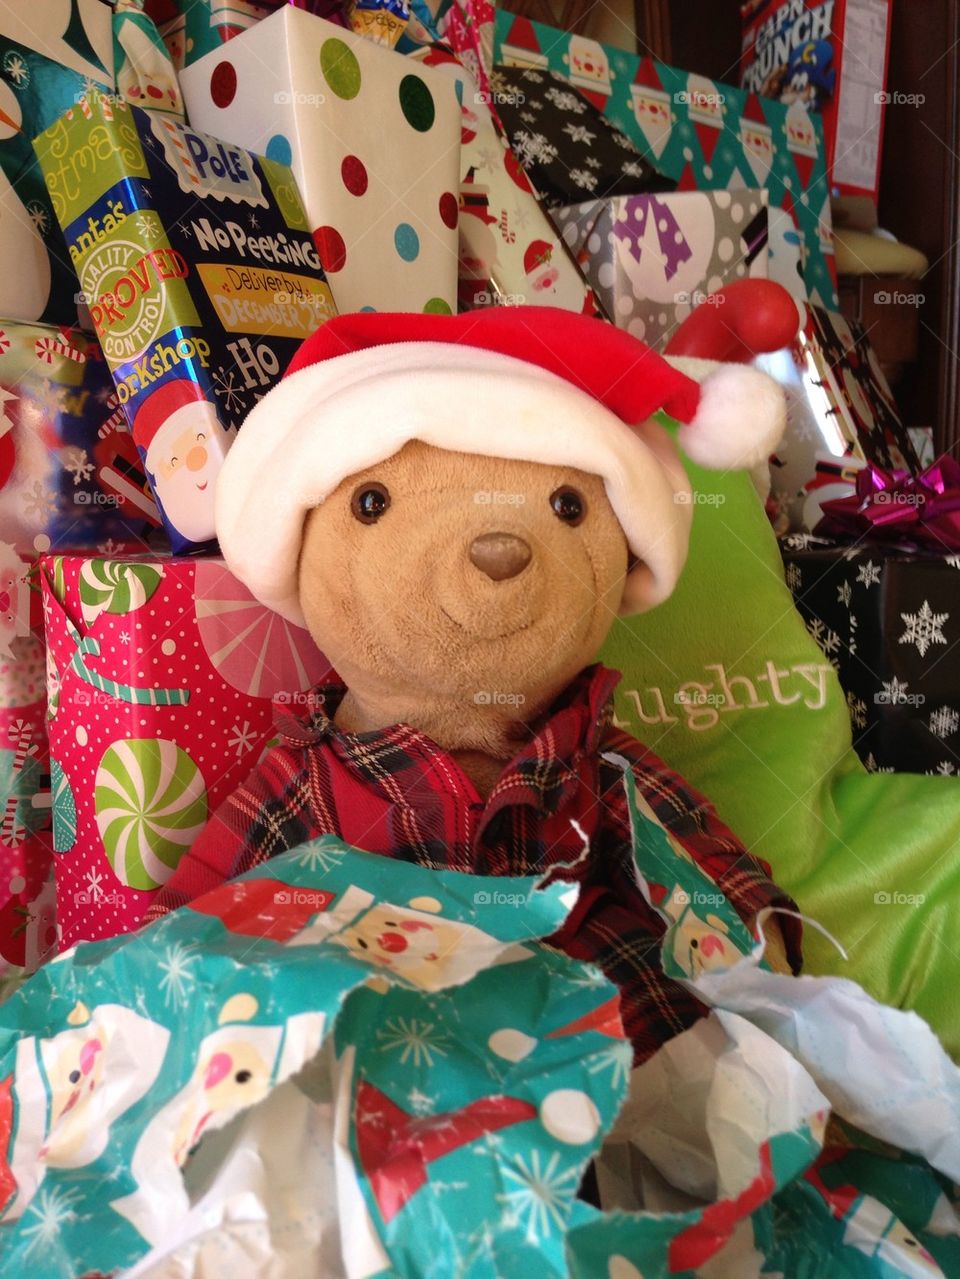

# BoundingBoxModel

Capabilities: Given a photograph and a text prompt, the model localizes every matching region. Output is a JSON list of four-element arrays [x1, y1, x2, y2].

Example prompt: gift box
[[740, 0, 892, 202], [40, 553, 332, 946], [780, 528, 960, 774], [34, 92, 337, 553], [552, 189, 768, 349], [113, 0, 185, 118], [490, 64, 674, 209], [493, 12, 839, 310], [437, 0, 495, 104], [417, 48, 602, 315], [0, 1, 113, 326], [0, 321, 157, 553], [146, 0, 277, 70], [180, 6, 462, 316], [759, 304, 920, 532]]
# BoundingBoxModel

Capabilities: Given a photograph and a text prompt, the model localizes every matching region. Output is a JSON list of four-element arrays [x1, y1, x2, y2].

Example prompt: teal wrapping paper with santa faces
[[1, 775, 959, 1275]]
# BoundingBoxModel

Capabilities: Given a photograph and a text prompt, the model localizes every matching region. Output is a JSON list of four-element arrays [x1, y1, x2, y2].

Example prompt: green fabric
[[599, 433, 960, 1056]]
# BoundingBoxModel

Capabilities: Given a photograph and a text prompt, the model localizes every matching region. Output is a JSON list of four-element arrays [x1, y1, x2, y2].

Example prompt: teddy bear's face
[[297, 441, 628, 723]]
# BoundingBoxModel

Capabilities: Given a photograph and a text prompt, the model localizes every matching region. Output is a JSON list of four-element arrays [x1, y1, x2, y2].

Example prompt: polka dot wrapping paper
[[180, 6, 462, 316], [551, 189, 769, 351], [39, 553, 331, 947]]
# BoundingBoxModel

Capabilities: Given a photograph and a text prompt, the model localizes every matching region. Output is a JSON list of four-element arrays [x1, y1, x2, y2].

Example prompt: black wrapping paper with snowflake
[[490, 64, 675, 208], [780, 533, 960, 774]]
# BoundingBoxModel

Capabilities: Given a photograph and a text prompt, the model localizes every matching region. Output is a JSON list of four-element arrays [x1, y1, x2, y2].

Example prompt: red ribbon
[[816, 456, 960, 551]]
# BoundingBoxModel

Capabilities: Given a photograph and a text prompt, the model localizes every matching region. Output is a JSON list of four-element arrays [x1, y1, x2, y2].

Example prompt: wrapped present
[[345, 0, 410, 47], [437, 0, 495, 104], [145, 0, 277, 70], [780, 521, 960, 774], [740, 0, 893, 202], [113, 0, 185, 118], [34, 92, 337, 553], [759, 304, 920, 532], [0, 321, 157, 552], [180, 6, 462, 316], [493, 12, 839, 310], [40, 553, 332, 946], [417, 48, 603, 315], [553, 189, 768, 349], [490, 64, 674, 209], [0, 1, 113, 326]]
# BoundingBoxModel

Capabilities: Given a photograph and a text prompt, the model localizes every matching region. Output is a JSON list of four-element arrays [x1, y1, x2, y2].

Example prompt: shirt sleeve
[[144, 741, 311, 925], [602, 729, 803, 973]]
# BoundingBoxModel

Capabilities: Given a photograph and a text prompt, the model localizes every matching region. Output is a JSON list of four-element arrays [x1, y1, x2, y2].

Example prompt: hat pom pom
[[676, 364, 786, 471]]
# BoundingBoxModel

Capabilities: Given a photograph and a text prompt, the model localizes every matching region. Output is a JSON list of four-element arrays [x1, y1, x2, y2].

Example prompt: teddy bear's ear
[[664, 357, 787, 472]]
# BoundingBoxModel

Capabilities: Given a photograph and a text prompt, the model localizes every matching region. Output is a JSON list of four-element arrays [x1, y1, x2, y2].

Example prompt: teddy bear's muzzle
[[468, 533, 532, 582]]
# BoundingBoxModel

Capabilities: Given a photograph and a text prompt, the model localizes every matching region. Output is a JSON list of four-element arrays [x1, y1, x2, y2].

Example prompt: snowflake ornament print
[[900, 601, 949, 659]]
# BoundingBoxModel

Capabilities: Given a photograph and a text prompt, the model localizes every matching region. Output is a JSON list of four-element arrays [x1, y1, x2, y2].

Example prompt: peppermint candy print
[[94, 738, 207, 891], [79, 559, 163, 626]]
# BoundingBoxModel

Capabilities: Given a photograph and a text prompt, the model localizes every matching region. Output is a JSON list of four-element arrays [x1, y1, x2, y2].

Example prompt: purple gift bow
[[816, 456, 960, 552]]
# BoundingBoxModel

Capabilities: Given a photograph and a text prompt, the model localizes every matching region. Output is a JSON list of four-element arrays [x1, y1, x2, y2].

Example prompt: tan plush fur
[[296, 440, 790, 970]]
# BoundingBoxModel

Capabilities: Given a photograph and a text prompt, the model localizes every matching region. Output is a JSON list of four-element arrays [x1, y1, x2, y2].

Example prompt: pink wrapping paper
[[41, 553, 331, 945]]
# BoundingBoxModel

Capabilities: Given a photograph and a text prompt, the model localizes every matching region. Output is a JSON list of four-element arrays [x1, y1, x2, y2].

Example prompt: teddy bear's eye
[[550, 486, 586, 526], [351, 482, 391, 524]]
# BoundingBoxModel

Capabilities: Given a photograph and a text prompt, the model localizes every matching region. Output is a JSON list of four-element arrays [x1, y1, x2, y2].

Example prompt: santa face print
[[147, 403, 231, 543], [172, 1036, 272, 1166], [668, 898, 741, 977], [41, 1029, 106, 1166], [336, 904, 446, 980]]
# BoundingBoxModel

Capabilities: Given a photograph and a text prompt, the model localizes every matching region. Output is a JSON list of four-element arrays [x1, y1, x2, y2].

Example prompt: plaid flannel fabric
[[149, 664, 800, 1062]]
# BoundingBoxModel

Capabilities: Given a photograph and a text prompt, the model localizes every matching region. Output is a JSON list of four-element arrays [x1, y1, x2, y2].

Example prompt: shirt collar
[[272, 663, 621, 815]]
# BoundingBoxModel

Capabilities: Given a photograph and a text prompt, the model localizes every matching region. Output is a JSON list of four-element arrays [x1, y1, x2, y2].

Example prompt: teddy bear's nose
[[469, 533, 532, 581]]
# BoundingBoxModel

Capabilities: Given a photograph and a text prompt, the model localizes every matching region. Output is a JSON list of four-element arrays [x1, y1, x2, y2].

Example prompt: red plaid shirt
[[150, 665, 800, 1062]]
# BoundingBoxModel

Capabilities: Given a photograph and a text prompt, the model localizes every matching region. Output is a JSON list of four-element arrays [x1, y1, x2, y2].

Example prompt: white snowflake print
[[946, 556, 960, 570], [929, 761, 958, 777], [511, 130, 558, 166], [841, 545, 862, 561], [408, 1088, 435, 1115], [806, 616, 841, 656], [520, 69, 545, 85], [3, 50, 29, 87], [23, 480, 56, 518], [563, 122, 596, 145], [97, 538, 122, 556], [864, 752, 895, 773], [212, 366, 247, 415], [611, 130, 635, 150], [881, 675, 911, 705], [294, 839, 346, 875], [585, 155, 602, 170], [118, 630, 131, 644], [543, 86, 586, 113], [22, 1185, 81, 1256], [249, 213, 260, 229], [846, 691, 867, 729], [61, 447, 94, 486], [158, 941, 200, 1009], [782, 532, 829, 550], [585, 1040, 632, 1091], [85, 867, 106, 902], [568, 168, 599, 192], [499, 1151, 581, 1243], [930, 705, 960, 739], [476, 145, 501, 173], [857, 560, 882, 588], [376, 1016, 451, 1068], [519, 110, 537, 125], [227, 719, 257, 758], [899, 601, 949, 658], [26, 202, 49, 236], [620, 159, 648, 178], [836, 580, 853, 608], [135, 215, 154, 242]]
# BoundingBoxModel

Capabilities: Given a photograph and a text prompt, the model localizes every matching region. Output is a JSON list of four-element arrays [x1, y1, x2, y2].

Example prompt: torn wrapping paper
[[113, 0, 185, 118], [552, 189, 768, 350], [40, 553, 330, 946], [34, 92, 336, 552], [0, 1, 113, 326], [180, 7, 462, 316], [0, 843, 629, 1277]]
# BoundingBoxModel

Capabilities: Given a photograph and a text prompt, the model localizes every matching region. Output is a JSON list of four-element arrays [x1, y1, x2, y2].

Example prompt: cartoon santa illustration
[[133, 379, 234, 546], [629, 60, 673, 163], [785, 99, 820, 188], [523, 238, 560, 297], [565, 35, 613, 112], [739, 93, 775, 188]]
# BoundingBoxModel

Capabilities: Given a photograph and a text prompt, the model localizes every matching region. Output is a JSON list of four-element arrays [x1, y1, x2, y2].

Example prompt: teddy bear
[[149, 293, 801, 1064]]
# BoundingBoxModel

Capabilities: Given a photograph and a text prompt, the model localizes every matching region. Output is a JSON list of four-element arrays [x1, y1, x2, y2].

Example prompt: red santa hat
[[523, 240, 553, 276], [215, 306, 786, 627], [132, 378, 210, 462]]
